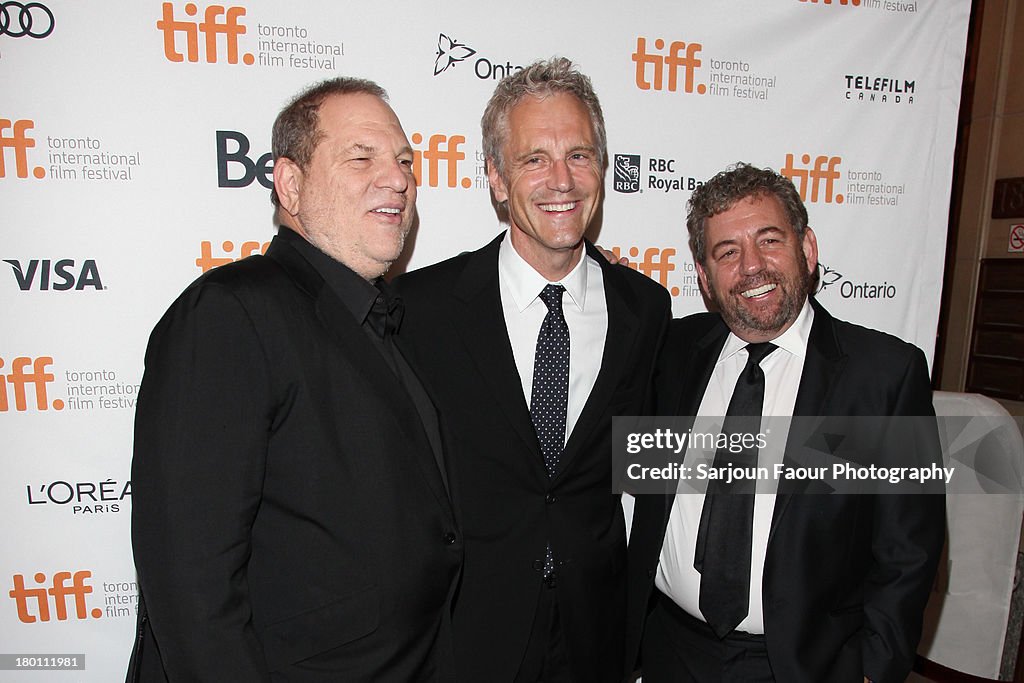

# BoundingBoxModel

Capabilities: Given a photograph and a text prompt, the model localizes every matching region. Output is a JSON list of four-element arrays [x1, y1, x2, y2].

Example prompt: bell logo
[[9, 571, 101, 623], [216, 130, 272, 189], [5, 259, 103, 291], [157, 2, 254, 65], [0, 356, 62, 412], [0, 118, 45, 179], [632, 37, 705, 94], [410, 133, 471, 189], [196, 240, 270, 272], [780, 154, 844, 203]]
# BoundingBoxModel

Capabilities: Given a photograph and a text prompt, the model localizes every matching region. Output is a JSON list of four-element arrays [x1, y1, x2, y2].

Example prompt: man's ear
[[486, 157, 508, 204], [802, 226, 819, 276], [273, 157, 303, 216]]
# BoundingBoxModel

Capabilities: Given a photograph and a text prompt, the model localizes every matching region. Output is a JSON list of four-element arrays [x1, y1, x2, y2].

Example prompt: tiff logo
[[799, 0, 862, 5], [780, 154, 844, 203], [0, 356, 63, 412], [410, 133, 471, 189], [157, 2, 254, 65], [0, 119, 45, 179], [9, 571, 101, 623], [632, 37, 705, 93], [610, 247, 677, 291], [196, 240, 270, 272]]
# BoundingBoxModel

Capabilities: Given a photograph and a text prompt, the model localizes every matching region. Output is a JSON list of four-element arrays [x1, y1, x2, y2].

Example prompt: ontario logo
[[432, 32, 521, 81], [434, 33, 476, 75], [816, 262, 897, 299]]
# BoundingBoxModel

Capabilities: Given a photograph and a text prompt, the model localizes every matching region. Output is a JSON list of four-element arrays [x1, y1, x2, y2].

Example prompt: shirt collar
[[498, 230, 589, 313], [718, 298, 815, 365], [281, 227, 380, 326]]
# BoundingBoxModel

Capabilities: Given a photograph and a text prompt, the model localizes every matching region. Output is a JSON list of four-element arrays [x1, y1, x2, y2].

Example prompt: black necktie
[[530, 284, 569, 578], [695, 341, 777, 638]]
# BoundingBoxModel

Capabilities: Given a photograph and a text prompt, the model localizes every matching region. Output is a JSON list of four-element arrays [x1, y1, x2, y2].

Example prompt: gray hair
[[481, 57, 607, 180]]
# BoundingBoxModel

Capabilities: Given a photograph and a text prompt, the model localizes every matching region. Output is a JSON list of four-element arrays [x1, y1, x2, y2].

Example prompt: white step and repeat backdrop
[[2, 1, 969, 680]]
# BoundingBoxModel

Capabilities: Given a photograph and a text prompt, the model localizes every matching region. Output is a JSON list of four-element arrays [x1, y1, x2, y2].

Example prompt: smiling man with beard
[[624, 163, 944, 683]]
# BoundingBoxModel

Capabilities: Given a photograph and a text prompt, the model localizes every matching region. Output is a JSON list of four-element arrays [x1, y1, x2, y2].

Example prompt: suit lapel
[[660, 320, 729, 526], [452, 235, 543, 460], [267, 235, 454, 515], [769, 298, 846, 542], [558, 246, 638, 479]]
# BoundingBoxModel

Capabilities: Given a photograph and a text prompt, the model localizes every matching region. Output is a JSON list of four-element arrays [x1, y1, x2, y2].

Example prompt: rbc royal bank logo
[[613, 155, 641, 194], [0, 2, 54, 38]]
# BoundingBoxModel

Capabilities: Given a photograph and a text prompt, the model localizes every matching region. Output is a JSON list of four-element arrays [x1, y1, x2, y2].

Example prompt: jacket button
[[443, 532, 456, 545], [545, 493, 556, 504]]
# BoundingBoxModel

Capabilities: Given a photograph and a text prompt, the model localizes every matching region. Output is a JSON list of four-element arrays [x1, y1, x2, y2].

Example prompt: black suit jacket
[[128, 229, 462, 682], [395, 234, 671, 683], [625, 298, 945, 683]]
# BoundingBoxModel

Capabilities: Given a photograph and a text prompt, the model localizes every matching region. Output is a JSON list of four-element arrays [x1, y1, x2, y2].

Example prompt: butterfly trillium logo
[[816, 263, 843, 293], [434, 33, 477, 75]]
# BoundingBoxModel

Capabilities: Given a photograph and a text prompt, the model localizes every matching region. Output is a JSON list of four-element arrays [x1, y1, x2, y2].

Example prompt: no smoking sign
[[1010, 224, 1024, 253]]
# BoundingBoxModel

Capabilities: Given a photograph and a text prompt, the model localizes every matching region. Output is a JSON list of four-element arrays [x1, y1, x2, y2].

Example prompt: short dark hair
[[270, 77, 388, 206], [481, 56, 607, 180]]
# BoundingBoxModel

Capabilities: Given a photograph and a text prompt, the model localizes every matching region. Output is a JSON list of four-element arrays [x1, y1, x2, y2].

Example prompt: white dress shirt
[[497, 231, 608, 443], [655, 300, 814, 634]]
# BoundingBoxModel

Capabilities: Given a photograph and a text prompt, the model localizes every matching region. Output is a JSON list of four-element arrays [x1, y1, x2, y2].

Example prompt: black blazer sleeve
[[131, 280, 273, 681]]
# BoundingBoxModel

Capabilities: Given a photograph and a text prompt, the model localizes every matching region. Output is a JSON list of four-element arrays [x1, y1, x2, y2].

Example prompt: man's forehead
[[711, 194, 791, 229], [316, 94, 409, 147]]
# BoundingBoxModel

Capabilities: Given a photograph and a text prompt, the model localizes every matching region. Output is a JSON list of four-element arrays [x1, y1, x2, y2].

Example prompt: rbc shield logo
[[613, 154, 641, 194]]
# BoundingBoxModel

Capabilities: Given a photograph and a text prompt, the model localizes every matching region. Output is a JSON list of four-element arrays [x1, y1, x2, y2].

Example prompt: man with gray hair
[[397, 57, 670, 682]]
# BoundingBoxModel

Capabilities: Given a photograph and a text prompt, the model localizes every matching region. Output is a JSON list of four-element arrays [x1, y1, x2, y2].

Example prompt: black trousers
[[640, 590, 775, 683], [514, 579, 574, 683]]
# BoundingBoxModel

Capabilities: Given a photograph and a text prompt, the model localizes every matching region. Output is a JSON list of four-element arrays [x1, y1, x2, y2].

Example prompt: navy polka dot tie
[[530, 284, 569, 578]]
